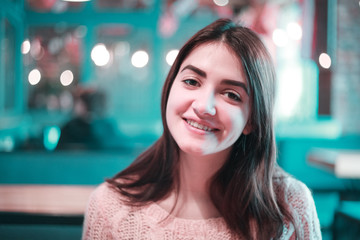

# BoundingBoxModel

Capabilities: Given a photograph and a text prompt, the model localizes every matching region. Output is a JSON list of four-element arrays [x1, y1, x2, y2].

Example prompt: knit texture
[[82, 177, 321, 239]]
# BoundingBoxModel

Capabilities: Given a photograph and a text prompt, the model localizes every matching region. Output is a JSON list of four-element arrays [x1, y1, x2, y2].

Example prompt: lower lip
[[183, 119, 213, 135]]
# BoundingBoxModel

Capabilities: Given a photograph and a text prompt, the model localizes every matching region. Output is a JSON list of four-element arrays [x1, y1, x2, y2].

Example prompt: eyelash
[[182, 79, 242, 103], [183, 79, 200, 87], [224, 91, 242, 102]]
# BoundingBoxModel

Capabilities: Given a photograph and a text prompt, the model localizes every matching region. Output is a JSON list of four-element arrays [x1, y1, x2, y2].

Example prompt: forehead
[[179, 42, 246, 82], [184, 42, 240, 64]]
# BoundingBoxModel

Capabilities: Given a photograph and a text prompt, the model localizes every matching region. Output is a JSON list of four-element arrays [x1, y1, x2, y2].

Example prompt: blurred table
[[308, 148, 360, 239], [0, 185, 95, 225], [307, 148, 360, 178]]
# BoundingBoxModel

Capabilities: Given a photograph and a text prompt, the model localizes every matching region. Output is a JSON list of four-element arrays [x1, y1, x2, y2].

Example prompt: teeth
[[186, 120, 214, 132]]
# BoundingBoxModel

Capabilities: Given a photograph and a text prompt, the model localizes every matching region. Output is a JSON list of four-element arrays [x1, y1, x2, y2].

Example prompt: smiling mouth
[[185, 119, 218, 132]]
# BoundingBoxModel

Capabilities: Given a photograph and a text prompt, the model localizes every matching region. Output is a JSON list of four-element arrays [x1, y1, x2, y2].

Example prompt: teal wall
[[0, 150, 138, 185], [0, 225, 82, 240]]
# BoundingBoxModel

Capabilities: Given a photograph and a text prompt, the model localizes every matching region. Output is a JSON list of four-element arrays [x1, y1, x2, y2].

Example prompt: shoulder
[[274, 175, 322, 239], [274, 175, 315, 214], [88, 182, 117, 204], [90, 181, 129, 203], [284, 177, 314, 210], [280, 176, 311, 197], [86, 182, 130, 219], [83, 183, 135, 239]]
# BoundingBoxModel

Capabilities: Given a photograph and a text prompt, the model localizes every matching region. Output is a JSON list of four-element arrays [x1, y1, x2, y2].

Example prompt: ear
[[242, 121, 252, 135]]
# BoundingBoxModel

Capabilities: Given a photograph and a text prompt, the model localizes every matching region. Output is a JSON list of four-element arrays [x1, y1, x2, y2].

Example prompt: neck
[[178, 150, 229, 197], [172, 149, 230, 219], [157, 148, 231, 219]]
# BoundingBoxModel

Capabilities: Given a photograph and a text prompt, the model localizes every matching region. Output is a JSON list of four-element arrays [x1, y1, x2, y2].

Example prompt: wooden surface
[[307, 148, 337, 172], [0, 185, 95, 215], [307, 148, 360, 178]]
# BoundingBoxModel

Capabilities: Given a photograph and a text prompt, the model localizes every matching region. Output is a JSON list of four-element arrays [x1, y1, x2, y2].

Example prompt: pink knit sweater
[[82, 177, 321, 239]]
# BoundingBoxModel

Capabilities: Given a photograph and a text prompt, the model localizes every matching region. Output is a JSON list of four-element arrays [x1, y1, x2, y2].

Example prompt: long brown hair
[[108, 18, 298, 239]]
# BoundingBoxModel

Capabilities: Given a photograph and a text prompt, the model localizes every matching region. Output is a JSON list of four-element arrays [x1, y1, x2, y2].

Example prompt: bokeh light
[[166, 49, 179, 66], [28, 69, 42, 85], [319, 53, 331, 69], [272, 29, 288, 47], [48, 37, 63, 54], [131, 50, 149, 68], [60, 70, 74, 86], [213, 0, 229, 7], [21, 39, 30, 54], [91, 43, 110, 66], [287, 22, 302, 40], [114, 41, 130, 57], [277, 65, 303, 118], [30, 39, 44, 60], [0, 136, 15, 152], [43, 126, 61, 151], [63, 0, 90, 2]]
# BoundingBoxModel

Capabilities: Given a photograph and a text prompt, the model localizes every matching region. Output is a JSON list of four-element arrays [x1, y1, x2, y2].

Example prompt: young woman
[[82, 19, 321, 239]]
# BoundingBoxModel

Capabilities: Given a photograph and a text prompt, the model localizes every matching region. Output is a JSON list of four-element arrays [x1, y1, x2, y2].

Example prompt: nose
[[191, 89, 216, 116]]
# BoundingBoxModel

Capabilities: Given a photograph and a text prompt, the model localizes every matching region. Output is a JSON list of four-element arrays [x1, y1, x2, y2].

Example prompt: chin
[[180, 145, 207, 156]]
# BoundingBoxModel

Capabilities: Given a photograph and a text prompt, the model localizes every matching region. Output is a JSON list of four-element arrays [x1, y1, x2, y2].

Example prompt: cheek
[[166, 97, 176, 128], [166, 87, 178, 116], [166, 86, 187, 126], [166, 86, 193, 116], [223, 106, 249, 140]]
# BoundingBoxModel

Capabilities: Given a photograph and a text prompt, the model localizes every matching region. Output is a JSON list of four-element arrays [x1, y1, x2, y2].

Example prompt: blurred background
[[0, 0, 359, 239]]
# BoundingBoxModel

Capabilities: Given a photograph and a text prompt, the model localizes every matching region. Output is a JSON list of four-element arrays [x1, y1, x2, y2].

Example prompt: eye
[[183, 79, 200, 87], [224, 91, 241, 102]]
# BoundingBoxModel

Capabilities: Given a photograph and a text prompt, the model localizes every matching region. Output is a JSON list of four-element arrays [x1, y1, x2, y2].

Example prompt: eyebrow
[[180, 64, 249, 95], [221, 79, 249, 96], [181, 64, 206, 78]]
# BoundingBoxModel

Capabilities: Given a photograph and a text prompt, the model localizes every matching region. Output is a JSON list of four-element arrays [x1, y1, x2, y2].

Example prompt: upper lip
[[183, 117, 220, 131]]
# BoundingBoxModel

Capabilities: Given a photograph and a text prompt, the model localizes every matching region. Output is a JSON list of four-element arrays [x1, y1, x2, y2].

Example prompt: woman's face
[[166, 43, 251, 157]]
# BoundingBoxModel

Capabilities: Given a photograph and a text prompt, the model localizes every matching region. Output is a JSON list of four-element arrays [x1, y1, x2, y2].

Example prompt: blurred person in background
[[57, 87, 110, 150]]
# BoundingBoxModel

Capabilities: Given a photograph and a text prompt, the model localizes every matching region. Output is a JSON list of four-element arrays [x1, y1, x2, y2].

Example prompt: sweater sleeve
[[82, 184, 103, 240], [282, 178, 322, 240], [82, 183, 118, 240]]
